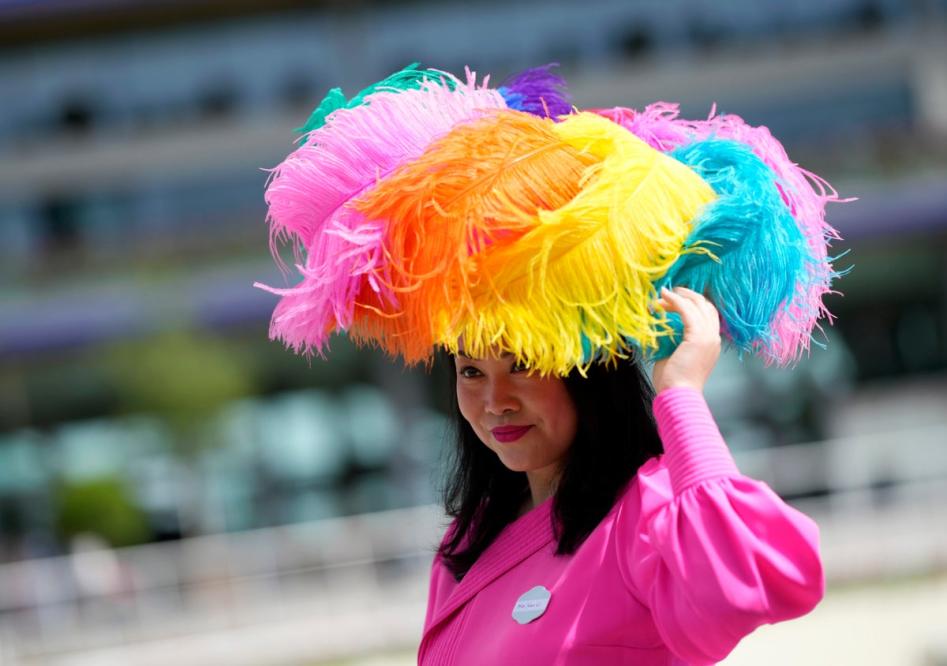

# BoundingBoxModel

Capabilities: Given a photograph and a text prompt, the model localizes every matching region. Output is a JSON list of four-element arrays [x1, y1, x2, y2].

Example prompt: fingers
[[652, 286, 721, 339], [674, 287, 721, 332], [657, 287, 700, 332]]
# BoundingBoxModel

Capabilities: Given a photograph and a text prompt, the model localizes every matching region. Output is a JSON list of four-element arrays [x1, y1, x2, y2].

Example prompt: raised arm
[[618, 287, 825, 664], [616, 387, 824, 664]]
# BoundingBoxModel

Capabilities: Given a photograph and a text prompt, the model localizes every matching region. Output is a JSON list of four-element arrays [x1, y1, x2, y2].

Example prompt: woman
[[420, 286, 825, 665], [253, 63, 839, 665]]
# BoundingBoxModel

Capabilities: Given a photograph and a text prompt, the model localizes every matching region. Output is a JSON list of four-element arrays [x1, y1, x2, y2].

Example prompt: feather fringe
[[498, 63, 572, 119], [594, 102, 848, 364], [295, 62, 455, 137], [443, 112, 718, 376], [692, 110, 847, 365], [590, 103, 696, 151], [348, 109, 597, 365], [647, 138, 812, 364], [257, 72, 507, 357], [259, 69, 848, 373]]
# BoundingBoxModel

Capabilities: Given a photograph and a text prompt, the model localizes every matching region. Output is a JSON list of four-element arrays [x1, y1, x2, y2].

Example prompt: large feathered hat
[[256, 63, 848, 375]]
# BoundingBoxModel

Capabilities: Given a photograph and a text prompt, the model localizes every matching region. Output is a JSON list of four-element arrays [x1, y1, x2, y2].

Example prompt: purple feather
[[499, 63, 572, 119]]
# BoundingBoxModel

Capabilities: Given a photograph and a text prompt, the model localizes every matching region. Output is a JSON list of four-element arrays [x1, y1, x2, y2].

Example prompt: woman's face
[[454, 345, 578, 477]]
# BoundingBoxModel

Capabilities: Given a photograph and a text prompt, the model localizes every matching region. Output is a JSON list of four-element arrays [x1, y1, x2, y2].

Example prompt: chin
[[489, 452, 524, 471], [495, 455, 542, 474]]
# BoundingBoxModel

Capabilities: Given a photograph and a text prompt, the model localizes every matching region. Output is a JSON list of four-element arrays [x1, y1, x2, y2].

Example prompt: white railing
[[0, 505, 444, 665], [2, 423, 946, 664]]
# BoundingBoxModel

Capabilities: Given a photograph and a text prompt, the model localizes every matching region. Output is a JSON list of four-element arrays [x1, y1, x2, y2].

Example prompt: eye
[[458, 365, 482, 379], [511, 360, 529, 373]]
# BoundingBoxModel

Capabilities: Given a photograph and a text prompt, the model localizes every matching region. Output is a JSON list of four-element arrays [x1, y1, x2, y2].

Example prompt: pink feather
[[255, 72, 507, 356]]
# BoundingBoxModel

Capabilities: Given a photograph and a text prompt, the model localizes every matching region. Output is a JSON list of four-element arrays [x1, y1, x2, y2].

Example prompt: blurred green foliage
[[105, 329, 256, 459], [107, 329, 254, 423], [54, 476, 151, 548]]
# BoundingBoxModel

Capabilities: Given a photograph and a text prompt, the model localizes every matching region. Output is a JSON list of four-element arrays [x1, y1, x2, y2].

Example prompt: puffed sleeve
[[615, 387, 825, 665]]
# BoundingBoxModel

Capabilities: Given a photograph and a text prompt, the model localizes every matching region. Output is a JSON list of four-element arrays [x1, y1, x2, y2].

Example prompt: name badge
[[512, 585, 552, 624]]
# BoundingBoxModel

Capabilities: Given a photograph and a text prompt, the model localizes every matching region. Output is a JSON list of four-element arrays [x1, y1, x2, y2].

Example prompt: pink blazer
[[419, 387, 824, 665]]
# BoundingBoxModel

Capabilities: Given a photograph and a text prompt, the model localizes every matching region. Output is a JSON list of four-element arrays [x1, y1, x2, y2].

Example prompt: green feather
[[295, 63, 455, 137]]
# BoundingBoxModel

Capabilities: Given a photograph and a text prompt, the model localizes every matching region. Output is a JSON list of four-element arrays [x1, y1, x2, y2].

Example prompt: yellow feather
[[440, 112, 718, 376]]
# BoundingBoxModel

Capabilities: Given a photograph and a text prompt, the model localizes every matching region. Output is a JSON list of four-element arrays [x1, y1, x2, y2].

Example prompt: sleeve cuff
[[653, 386, 740, 494]]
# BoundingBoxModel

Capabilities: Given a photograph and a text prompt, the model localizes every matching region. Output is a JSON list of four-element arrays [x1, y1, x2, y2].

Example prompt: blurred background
[[1, 0, 946, 664]]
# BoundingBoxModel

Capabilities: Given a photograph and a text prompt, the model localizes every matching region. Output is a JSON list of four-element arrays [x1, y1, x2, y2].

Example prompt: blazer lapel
[[424, 498, 556, 636]]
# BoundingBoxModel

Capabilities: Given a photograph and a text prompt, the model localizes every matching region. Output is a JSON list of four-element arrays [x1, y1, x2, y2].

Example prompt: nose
[[484, 375, 520, 416]]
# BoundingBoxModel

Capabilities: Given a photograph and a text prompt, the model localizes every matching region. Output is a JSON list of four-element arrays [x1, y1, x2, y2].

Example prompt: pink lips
[[490, 425, 533, 443]]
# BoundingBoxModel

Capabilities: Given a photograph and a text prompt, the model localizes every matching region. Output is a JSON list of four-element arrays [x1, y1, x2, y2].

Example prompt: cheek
[[455, 385, 480, 429], [558, 413, 578, 449], [543, 388, 578, 446], [557, 399, 578, 435]]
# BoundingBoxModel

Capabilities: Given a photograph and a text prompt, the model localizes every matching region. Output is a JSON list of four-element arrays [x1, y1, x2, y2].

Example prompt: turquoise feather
[[644, 139, 814, 363]]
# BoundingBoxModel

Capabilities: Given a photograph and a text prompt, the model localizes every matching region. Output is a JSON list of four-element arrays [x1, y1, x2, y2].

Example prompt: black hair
[[437, 353, 664, 581]]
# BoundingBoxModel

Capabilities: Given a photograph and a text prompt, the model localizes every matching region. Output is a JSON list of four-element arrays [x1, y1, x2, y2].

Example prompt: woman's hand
[[650, 286, 722, 394]]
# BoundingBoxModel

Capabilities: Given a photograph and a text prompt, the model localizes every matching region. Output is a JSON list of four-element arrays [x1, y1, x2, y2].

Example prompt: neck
[[524, 463, 561, 511]]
